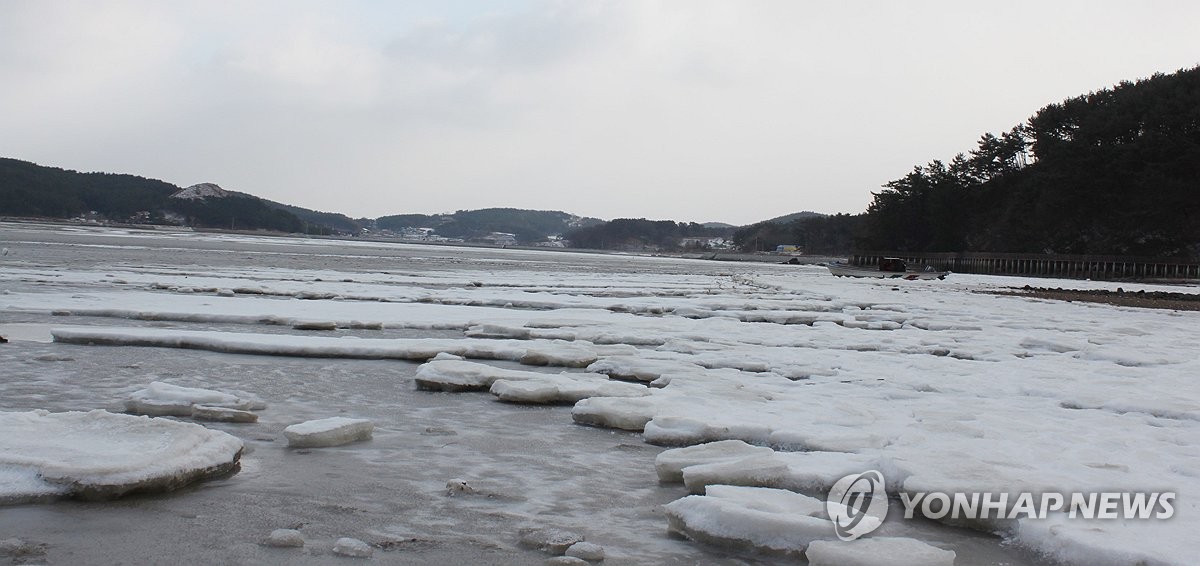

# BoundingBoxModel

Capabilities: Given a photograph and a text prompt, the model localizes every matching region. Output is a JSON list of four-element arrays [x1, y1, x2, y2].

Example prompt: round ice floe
[[0, 410, 243, 503], [284, 417, 373, 448], [332, 537, 373, 558], [564, 541, 605, 561], [264, 529, 305, 548]]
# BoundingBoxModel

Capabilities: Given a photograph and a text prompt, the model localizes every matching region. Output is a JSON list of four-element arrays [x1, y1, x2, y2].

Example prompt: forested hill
[[0, 158, 315, 233], [376, 208, 603, 244], [861, 66, 1200, 258]]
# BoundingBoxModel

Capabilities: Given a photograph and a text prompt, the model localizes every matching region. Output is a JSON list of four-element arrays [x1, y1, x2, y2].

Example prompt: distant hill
[[0, 158, 311, 233], [762, 211, 826, 224], [259, 199, 364, 235], [376, 208, 603, 244]]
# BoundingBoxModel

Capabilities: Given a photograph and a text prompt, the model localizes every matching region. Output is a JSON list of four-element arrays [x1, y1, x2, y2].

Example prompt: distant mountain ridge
[[0, 157, 611, 241], [0, 156, 826, 243], [0, 158, 311, 233]]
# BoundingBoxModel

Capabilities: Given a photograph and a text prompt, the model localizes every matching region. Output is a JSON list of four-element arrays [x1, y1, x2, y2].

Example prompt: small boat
[[826, 257, 948, 280]]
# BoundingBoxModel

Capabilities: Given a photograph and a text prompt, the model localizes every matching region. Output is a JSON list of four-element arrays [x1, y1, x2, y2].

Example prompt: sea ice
[[490, 376, 648, 404], [805, 537, 956, 566], [124, 381, 266, 417], [663, 485, 832, 555], [191, 405, 258, 423], [654, 440, 775, 483], [564, 541, 605, 561], [283, 417, 374, 448], [0, 410, 243, 503], [264, 529, 305, 548], [332, 537, 373, 558], [414, 359, 543, 392], [53, 326, 599, 367], [517, 527, 586, 555]]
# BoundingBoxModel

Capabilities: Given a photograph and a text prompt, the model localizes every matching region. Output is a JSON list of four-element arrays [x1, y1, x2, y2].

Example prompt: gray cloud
[[2, 0, 1198, 224]]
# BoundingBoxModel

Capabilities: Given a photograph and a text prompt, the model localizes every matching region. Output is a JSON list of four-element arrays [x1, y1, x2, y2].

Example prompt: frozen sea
[[1, 222, 1197, 565]]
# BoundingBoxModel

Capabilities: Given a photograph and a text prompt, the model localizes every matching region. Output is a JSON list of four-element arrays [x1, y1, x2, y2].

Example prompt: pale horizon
[[2, 1, 1198, 225]]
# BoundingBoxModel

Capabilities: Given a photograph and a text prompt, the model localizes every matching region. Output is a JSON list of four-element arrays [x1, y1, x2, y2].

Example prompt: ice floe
[[264, 529, 305, 548], [664, 485, 832, 555], [52, 326, 600, 367], [0, 410, 243, 503], [414, 358, 648, 403], [805, 537, 956, 566], [284, 417, 374, 448], [332, 537, 373, 558], [125, 381, 265, 417]]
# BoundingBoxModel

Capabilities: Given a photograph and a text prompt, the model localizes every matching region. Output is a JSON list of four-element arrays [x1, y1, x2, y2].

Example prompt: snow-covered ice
[[3, 222, 1198, 564], [518, 528, 586, 555], [332, 537, 372, 558], [805, 537, 956, 566], [414, 358, 648, 403], [0, 410, 243, 503], [664, 485, 832, 555], [564, 541, 605, 561], [125, 381, 265, 417], [283, 417, 374, 448], [264, 529, 305, 548]]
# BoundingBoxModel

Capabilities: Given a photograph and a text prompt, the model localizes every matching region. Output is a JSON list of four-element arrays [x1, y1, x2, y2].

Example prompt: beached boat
[[826, 257, 948, 280]]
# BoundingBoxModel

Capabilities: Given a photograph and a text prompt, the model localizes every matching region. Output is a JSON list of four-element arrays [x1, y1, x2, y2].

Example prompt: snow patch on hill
[[172, 183, 230, 200]]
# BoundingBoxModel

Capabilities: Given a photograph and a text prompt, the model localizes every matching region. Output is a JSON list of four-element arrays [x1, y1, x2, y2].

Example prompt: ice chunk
[[572, 396, 659, 431], [414, 359, 541, 392], [564, 541, 605, 561], [655, 440, 775, 483], [664, 485, 831, 555], [586, 356, 704, 382], [191, 405, 258, 423], [0, 465, 69, 502], [805, 537, 955, 566], [265, 529, 305, 548], [125, 381, 265, 417], [465, 323, 531, 339], [518, 528, 585, 555], [284, 417, 373, 448], [519, 342, 599, 367], [0, 538, 45, 560], [545, 557, 589, 566], [681, 454, 790, 494], [490, 376, 648, 404], [291, 320, 337, 331], [332, 537, 373, 558], [0, 410, 243, 503], [446, 478, 475, 496]]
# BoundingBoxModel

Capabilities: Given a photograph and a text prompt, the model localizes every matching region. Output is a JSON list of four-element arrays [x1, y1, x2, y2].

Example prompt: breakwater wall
[[852, 252, 1200, 281]]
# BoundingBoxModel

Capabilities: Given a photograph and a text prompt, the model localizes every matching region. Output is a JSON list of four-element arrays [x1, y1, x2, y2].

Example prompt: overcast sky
[[2, 1, 1197, 225]]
